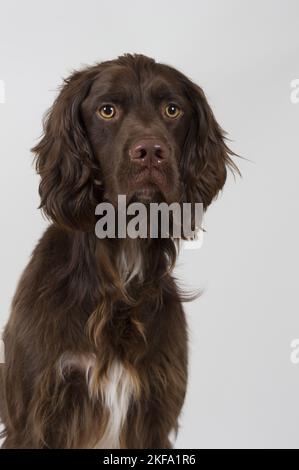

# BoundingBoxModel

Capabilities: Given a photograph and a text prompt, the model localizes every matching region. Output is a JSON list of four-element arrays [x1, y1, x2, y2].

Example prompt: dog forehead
[[91, 65, 134, 94], [88, 64, 183, 102]]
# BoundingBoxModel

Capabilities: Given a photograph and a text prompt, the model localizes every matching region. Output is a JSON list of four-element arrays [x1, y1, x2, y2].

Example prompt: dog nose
[[129, 138, 169, 166]]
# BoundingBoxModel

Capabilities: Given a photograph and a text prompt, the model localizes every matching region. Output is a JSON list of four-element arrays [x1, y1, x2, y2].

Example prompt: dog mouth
[[128, 169, 168, 203], [133, 183, 161, 202], [117, 156, 180, 204]]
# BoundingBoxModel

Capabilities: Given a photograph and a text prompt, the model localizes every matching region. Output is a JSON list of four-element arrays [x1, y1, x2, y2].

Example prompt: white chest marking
[[58, 353, 135, 449], [95, 361, 135, 449]]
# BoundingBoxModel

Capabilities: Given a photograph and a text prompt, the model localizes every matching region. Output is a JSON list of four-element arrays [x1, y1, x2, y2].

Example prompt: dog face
[[33, 54, 237, 231], [81, 63, 192, 205]]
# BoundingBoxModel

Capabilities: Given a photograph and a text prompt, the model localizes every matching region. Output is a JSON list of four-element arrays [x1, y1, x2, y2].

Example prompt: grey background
[[0, 0, 299, 448]]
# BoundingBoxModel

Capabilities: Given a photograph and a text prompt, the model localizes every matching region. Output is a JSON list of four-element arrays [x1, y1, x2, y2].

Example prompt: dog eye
[[97, 104, 117, 120], [164, 103, 182, 119]]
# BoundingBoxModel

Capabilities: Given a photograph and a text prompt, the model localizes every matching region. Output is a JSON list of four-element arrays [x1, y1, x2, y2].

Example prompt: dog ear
[[181, 81, 239, 210], [32, 67, 103, 231]]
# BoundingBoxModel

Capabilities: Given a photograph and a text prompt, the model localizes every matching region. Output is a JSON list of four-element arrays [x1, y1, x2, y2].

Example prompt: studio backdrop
[[0, 0, 299, 448]]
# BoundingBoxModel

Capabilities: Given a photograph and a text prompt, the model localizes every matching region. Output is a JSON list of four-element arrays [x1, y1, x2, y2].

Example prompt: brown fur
[[0, 53, 237, 448]]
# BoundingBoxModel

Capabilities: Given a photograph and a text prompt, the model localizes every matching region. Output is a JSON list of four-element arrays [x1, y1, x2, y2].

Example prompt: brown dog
[[0, 53, 237, 448]]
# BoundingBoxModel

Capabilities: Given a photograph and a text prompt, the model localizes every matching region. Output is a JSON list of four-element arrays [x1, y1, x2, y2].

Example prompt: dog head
[[33, 53, 237, 231]]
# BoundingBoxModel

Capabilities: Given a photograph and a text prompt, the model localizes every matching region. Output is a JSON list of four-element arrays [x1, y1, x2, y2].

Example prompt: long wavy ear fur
[[181, 79, 239, 209], [32, 67, 102, 231]]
